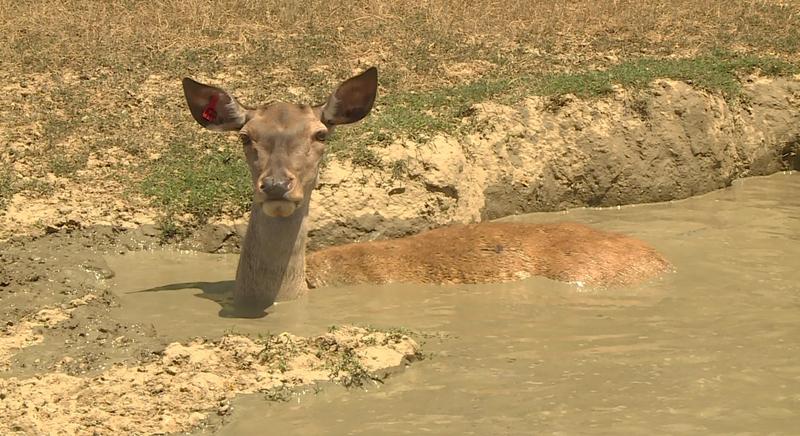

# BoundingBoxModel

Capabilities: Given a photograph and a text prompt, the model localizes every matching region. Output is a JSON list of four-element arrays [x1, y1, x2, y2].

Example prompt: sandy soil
[[1, 324, 419, 435]]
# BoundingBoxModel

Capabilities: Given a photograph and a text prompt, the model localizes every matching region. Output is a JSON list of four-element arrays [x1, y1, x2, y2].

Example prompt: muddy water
[[106, 172, 800, 435]]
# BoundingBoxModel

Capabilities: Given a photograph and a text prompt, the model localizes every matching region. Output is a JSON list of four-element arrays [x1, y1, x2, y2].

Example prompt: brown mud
[[0, 225, 163, 378], [0, 227, 420, 434], [1, 324, 419, 435]]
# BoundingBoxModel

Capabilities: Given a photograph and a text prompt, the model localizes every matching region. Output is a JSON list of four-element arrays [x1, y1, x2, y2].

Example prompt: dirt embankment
[[1, 76, 799, 251], [304, 76, 800, 249]]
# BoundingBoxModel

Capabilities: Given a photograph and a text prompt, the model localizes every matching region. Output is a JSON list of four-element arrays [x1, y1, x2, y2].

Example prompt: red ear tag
[[202, 94, 220, 122]]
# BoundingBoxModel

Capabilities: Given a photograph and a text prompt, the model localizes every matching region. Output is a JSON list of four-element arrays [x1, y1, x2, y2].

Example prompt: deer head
[[180, 68, 378, 314], [182, 67, 378, 218]]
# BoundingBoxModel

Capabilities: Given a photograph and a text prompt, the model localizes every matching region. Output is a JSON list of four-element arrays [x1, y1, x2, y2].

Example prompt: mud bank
[[0, 226, 166, 378], [0, 221, 421, 435], [2, 77, 799, 249], [1, 322, 418, 435], [305, 76, 800, 248]]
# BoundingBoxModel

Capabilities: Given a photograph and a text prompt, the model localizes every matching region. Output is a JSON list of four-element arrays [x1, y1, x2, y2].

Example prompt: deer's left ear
[[320, 67, 378, 126], [182, 78, 252, 131]]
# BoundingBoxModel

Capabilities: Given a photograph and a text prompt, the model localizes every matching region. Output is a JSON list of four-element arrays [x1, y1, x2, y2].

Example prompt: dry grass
[[2, 1, 798, 82], [0, 0, 798, 232]]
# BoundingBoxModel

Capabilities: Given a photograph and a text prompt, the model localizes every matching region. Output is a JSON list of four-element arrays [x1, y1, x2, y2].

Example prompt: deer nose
[[260, 177, 294, 199]]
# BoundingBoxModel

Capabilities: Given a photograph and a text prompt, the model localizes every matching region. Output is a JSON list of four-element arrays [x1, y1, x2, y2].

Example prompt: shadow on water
[[128, 281, 270, 319]]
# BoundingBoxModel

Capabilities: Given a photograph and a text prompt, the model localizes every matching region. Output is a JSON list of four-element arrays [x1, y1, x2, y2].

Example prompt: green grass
[[15, 179, 54, 198], [328, 76, 512, 165], [325, 346, 380, 388], [48, 153, 88, 177], [154, 215, 191, 243], [261, 384, 295, 402], [141, 141, 251, 224], [530, 50, 798, 99], [390, 160, 410, 180]]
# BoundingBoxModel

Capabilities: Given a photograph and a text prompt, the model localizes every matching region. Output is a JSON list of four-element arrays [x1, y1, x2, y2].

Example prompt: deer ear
[[182, 78, 251, 131], [321, 67, 378, 125]]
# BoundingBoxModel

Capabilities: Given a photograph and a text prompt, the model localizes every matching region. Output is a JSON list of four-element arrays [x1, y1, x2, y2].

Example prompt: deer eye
[[313, 130, 328, 142]]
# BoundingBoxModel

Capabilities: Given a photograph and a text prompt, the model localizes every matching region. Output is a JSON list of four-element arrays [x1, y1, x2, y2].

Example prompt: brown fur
[[306, 222, 671, 288]]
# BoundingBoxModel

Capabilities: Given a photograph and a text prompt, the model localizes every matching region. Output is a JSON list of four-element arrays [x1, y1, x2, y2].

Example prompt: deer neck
[[235, 199, 310, 309]]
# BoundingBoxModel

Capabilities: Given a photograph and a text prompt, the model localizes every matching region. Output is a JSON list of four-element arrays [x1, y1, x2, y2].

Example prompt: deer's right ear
[[182, 78, 251, 131]]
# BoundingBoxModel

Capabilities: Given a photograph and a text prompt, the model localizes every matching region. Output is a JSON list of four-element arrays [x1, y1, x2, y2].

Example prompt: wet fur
[[306, 222, 671, 288]]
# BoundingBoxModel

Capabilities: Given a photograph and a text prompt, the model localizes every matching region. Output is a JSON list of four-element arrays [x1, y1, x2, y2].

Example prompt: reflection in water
[[107, 172, 800, 435]]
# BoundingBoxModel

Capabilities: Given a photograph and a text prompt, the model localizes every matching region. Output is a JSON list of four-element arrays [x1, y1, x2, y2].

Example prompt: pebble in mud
[[217, 403, 231, 416]]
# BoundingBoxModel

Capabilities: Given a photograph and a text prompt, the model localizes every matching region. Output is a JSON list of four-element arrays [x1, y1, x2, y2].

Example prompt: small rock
[[217, 403, 231, 415]]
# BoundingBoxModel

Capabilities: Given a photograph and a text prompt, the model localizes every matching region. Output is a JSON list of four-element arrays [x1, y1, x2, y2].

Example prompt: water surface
[[107, 172, 800, 435]]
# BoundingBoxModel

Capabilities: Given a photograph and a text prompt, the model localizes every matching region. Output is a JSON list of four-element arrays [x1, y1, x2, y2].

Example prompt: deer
[[182, 67, 671, 313]]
